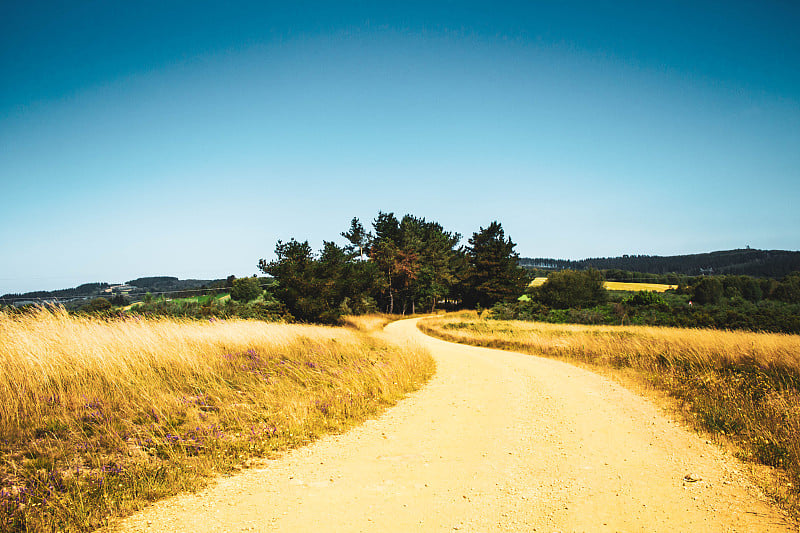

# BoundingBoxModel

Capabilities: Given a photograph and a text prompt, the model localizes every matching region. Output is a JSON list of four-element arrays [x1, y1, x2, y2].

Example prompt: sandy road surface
[[117, 318, 793, 532]]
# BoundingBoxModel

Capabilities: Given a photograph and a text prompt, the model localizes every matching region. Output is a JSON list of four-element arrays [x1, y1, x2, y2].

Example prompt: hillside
[[521, 248, 800, 278], [1, 276, 226, 306]]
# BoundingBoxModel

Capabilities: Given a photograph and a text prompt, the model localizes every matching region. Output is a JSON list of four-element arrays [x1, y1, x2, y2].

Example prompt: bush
[[81, 297, 112, 313], [692, 277, 723, 305], [625, 291, 665, 307], [230, 277, 263, 302], [773, 272, 800, 303], [532, 269, 607, 309]]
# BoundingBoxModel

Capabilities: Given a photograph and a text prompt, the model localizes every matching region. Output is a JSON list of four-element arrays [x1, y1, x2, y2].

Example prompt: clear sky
[[2, 1, 799, 294]]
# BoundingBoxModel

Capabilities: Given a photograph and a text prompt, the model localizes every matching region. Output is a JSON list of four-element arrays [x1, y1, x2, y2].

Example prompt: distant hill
[[1, 276, 226, 306], [125, 276, 224, 292], [520, 248, 800, 278]]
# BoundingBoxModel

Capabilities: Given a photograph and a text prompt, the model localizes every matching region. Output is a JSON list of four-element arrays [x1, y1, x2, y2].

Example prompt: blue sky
[[2, 1, 799, 294]]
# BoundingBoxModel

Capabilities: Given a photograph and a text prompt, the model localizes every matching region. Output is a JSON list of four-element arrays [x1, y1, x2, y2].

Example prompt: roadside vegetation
[[419, 313, 800, 513], [340, 313, 396, 332], [0, 307, 434, 532]]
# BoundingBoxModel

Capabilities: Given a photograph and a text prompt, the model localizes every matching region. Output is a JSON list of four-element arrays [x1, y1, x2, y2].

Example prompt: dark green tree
[[259, 237, 382, 322], [773, 272, 800, 303], [692, 277, 724, 305], [398, 215, 461, 313], [533, 269, 607, 309], [463, 221, 527, 308], [365, 213, 462, 314], [341, 217, 369, 259], [259, 239, 323, 321], [230, 276, 262, 302], [82, 297, 112, 313], [368, 212, 403, 313]]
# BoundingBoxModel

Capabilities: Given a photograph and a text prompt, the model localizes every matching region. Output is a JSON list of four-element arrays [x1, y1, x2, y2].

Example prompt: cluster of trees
[[529, 269, 607, 309], [259, 213, 528, 323], [684, 273, 800, 305]]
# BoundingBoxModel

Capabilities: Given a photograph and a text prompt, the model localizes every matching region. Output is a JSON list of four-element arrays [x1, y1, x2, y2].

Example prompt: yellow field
[[528, 277, 676, 292], [603, 281, 677, 292], [0, 308, 433, 531]]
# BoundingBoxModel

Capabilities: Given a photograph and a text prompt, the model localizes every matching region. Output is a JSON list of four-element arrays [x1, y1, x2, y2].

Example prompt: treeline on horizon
[[4, 213, 800, 333], [521, 248, 800, 279]]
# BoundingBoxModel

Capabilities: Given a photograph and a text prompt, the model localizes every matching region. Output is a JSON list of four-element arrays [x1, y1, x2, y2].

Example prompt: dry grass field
[[419, 312, 800, 513], [529, 277, 676, 292], [340, 313, 396, 332], [0, 308, 433, 532]]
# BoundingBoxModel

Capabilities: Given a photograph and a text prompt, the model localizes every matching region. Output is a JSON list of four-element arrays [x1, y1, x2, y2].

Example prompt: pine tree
[[464, 221, 527, 308]]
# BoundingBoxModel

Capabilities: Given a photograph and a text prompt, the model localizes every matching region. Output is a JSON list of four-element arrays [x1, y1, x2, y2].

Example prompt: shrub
[[230, 277, 263, 302], [532, 269, 607, 309], [626, 290, 665, 306], [773, 272, 800, 303], [692, 277, 723, 305], [81, 297, 112, 313]]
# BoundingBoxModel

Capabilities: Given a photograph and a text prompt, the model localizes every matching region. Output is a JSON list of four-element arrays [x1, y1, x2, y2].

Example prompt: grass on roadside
[[340, 313, 396, 332], [0, 308, 434, 532], [419, 312, 800, 514]]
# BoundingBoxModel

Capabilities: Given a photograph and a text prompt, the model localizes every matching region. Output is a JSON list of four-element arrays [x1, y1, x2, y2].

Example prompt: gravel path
[[116, 318, 793, 532]]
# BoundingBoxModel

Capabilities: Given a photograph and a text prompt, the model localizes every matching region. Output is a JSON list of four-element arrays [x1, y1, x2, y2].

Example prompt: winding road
[[117, 318, 793, 532]]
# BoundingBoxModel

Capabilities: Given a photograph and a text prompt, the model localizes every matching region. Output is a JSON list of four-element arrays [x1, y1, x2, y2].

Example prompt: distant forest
[[521, 249, 800, 278]]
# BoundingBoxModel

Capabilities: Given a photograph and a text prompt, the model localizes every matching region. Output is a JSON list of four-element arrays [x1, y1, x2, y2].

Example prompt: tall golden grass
[[0, 308, 434, 532], [340, 313, 395, 332], [419, 312, 800, 512]]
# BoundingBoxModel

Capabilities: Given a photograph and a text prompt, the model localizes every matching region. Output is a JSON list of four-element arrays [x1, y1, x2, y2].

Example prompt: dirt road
[[117, 318, 793, 532]]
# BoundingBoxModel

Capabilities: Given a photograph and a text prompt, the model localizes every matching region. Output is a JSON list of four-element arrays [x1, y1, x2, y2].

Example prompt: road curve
[[116, 317, 793, 532]]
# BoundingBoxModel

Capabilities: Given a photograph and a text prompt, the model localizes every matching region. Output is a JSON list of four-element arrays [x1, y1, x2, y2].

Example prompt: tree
[[365, 213, 462, 314], [110, 293, 128, 306], [258, 238, 382, 322], [82, 297, 112, 313], [398, 215, 461, 313], [773, 272, 800, 303], [368, 212, 403, 313], [341, 217, 369, 259], [259, 239, 323, 321], [533, 269, 607, 309], [230, 276, 262, 302], [463, 221, 528, 308], [692, 277, 723, 305]]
